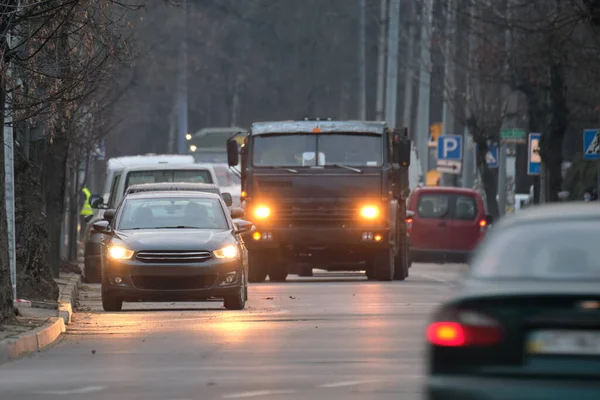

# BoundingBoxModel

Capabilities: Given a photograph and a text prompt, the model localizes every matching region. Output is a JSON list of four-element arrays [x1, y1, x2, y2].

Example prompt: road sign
[[500, 128, 526, 144], [437, 135, 462, 161], [474, 145, 499, 169], [528, 133, 541, 175], [437, 159, 462, 175], [583, 129, 600, 160]]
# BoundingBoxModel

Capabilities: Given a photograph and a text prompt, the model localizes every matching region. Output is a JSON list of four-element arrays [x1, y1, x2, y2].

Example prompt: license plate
[[527, 330, 600, 356]]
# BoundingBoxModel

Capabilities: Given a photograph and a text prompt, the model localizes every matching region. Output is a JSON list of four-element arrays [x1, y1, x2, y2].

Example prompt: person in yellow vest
[[80, 187, 94, 241]]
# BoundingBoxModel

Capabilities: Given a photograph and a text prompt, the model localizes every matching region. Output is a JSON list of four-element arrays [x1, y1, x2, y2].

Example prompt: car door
[[448, 193, 484, 251], [410, 192, 453, 250]]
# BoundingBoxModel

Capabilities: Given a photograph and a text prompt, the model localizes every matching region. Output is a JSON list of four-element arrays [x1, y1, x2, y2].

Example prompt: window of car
[[470, 221, 600, 280], [117, 197, 228, 230], [417, 194, 449, 218], [454, 195, 477, 220]]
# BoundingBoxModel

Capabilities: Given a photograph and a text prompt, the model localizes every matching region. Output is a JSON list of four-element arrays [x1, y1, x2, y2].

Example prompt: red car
[[407, 186, 492, 263]]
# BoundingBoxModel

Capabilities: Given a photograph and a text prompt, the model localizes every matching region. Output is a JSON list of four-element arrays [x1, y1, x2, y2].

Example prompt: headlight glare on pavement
[[213, 245, 238, 259], [108, 246, 134, 260]]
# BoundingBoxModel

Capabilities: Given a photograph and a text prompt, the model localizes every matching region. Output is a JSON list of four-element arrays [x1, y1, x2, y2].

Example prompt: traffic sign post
[[528, 133, 541, 176], [473, 145, 499, 169], [500, 128, 526, 144], [583, 129, 600, 201], [437, 135, 463, 161]]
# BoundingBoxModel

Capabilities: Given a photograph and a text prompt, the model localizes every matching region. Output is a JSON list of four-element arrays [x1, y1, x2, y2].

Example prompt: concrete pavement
[[0, 263, 466, 400]]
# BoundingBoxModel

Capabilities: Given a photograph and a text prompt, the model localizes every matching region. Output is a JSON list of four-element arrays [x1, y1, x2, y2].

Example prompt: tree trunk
[[542, 62, 568, 202], [0, 75, 15, 322], [15, 150, 59, 302], [42, 135, 69, 278]]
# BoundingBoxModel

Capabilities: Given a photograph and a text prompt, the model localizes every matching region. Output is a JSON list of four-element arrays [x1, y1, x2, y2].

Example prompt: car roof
[[496, 202, 600, 229], [250, 120, 386, 136], [127, 182, 219, 191], [124, 191, 222, 200], [412, 186, 482, 196], [121, 163, 207, 172]]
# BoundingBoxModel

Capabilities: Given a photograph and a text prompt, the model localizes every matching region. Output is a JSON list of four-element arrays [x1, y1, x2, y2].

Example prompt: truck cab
[[227, 119, 412, 282]]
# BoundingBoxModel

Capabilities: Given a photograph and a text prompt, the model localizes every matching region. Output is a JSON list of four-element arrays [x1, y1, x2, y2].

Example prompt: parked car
[[425, 202, 600, 400], [407, 186, 492, 263], [93, 191, 252, 312]]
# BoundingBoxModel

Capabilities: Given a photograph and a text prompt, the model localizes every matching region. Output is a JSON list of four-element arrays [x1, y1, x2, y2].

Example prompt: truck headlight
[[254, 206, 271, 219], [108, 246, 134, 260], [213, 245, 238, 259], [360, 205, 380, 219]]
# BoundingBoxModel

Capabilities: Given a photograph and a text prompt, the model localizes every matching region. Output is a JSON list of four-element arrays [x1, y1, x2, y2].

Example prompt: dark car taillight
[[426, 309, 503, 347]]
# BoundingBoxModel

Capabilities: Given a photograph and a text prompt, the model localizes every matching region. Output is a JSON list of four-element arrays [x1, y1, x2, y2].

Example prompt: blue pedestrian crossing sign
[[528, 133, 541, 175], [437, 135, 462, 161], [474, 145, 499, 169], [583, 129, 600, 160]]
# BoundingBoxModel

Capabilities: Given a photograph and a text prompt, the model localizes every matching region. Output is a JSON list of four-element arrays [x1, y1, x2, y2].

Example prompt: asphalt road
[[0, 263, 467, 400]]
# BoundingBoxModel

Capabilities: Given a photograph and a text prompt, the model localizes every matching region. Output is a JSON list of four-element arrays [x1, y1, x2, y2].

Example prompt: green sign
[[500, 128, 526, 143]]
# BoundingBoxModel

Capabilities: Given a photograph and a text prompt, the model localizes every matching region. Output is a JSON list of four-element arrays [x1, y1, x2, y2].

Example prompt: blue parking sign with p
[[437, 135, 463, 161]]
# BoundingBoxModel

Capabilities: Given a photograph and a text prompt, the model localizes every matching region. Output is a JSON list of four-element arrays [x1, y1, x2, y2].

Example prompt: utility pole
[[401, 1, 416, 134], [415, 0, 434, 182], [177, 0, 189, 154], [4, 32, 17, 301], [441, 0, 457, 186], [358, 0, 367, 120], [385, 0, 401, 128], [462, 0, 476, 188], [375, 0, 388, 121]]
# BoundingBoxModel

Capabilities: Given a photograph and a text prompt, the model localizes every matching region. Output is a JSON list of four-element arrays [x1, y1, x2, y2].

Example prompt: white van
[[102, 154, 195, 203]]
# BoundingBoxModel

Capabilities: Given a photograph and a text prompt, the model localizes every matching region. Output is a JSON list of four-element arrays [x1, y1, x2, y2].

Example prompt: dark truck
[[226, 120, 411, 282]]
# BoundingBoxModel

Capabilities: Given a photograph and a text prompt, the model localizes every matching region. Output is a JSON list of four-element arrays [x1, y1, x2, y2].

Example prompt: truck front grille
[[277, 204, 355, 222]]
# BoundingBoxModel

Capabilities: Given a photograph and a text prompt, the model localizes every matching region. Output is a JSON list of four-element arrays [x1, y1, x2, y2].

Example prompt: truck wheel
[[394, 240, 409, 281], [248, 252, 268, 283], [297, 266, 313, 277], [373, 249, 394, 281], [268, 264, 289, 282]]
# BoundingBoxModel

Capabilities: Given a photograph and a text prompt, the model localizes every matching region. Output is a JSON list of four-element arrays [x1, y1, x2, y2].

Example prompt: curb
[[0, 273, 81, 363], [58, 274, 82, 325], [0, 317, 66, 364]]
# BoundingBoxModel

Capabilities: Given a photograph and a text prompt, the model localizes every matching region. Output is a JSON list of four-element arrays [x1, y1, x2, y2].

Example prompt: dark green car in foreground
[[425, 203, 600, 400]]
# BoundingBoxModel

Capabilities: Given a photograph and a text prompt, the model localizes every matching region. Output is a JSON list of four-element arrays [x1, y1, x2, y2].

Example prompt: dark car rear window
[[470, 221, 600, 280], [417, 193, 477, 220]]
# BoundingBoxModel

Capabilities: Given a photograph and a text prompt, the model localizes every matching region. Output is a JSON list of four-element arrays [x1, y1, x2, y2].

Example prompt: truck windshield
[[252, 133, 383, 167]]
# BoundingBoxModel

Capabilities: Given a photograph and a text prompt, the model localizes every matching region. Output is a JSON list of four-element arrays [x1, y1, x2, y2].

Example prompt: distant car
[[93, 191, 252, 312], [407, 186, 492, 262], [125, 182, 234, 208], [425, 203, 600, 400]]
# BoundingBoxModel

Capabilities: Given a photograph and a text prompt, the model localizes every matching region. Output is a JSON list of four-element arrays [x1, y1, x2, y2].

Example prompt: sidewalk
[[0, 270, 82, 364]]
